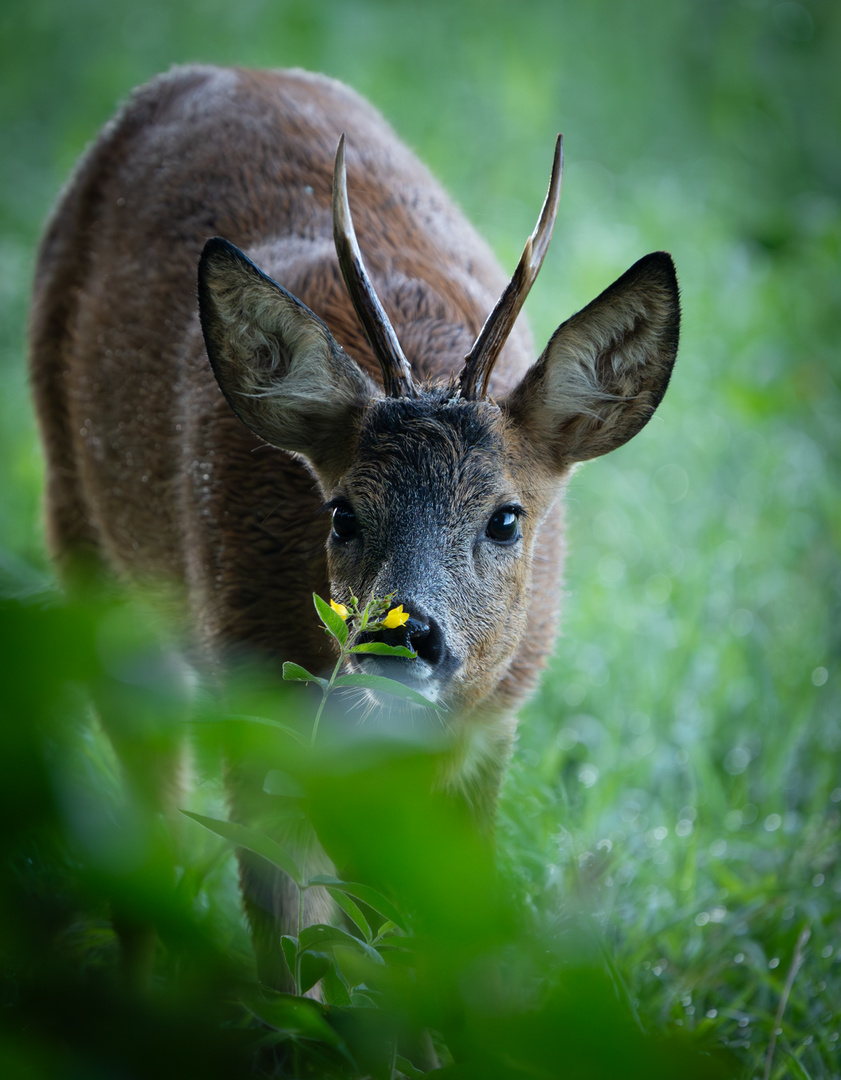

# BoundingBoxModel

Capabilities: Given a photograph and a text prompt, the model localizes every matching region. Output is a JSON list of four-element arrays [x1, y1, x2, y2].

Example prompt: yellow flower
[[382, 604, 409, 630], [330, 599, 350, 620]]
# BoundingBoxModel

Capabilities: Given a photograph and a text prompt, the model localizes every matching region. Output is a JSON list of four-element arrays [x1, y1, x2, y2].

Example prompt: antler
[[458, 134, 563, 401], [332, 135, 417, 399]]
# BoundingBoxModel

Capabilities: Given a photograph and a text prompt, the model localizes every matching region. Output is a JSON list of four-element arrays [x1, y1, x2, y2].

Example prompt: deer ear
[[198, 237, 376, 477], [503, 252, 680, 468]]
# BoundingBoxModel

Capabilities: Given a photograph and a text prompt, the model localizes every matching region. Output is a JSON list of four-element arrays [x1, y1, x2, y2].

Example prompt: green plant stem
[[309, 595, 398, 745], [762, 925, 811, 1080], [311, 650, 345, 746], [294, 846, 310, 996]]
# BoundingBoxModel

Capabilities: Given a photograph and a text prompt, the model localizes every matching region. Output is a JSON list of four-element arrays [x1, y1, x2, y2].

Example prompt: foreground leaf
[[282, 661, 327, 688], [349, 642, 416, 658], [181, 810, 302, 883], [313, 592, 349, 645], [281, 935, 298, 984], [332, 673, 442, 709], [300, 950, 331, 995], [308, 875, 406, 932], [298, 923, 385, 965], [242, 990, 341, 1046], [328, 887, 372, 942]]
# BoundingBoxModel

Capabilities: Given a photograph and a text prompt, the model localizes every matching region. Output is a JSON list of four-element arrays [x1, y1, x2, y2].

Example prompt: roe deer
[[29, 65, 680, 988]]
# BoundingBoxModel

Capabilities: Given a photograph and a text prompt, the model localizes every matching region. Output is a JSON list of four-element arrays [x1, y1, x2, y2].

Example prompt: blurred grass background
[[1, 0, 839, 1076]]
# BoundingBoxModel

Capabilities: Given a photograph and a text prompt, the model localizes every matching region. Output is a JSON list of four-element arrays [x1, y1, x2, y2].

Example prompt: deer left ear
[[502, 252, 680, 469]]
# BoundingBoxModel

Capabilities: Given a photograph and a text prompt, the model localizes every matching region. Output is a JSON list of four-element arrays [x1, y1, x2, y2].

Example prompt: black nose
[[378, 611, 447, 668]]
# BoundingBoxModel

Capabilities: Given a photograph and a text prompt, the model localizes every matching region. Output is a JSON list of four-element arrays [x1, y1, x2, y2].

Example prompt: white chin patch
[[363, 680, 441, 709]]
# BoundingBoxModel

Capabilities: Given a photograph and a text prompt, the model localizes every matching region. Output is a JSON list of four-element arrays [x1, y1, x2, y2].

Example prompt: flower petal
[[330, 599, 350, 620], [382, 605, 409, 629]]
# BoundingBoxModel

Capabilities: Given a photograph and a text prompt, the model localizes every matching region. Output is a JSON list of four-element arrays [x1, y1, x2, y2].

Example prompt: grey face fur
[[324, 393, 533, 705]]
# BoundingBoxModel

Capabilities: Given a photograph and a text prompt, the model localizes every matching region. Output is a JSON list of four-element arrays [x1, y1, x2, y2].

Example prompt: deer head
[[198, 136, 679, 716]]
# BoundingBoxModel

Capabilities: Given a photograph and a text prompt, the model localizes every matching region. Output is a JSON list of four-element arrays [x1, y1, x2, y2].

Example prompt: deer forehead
[[336, 394, 520, 520]]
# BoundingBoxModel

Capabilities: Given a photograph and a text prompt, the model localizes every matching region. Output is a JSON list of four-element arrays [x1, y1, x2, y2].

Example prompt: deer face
[[322, 393, 558, 710]]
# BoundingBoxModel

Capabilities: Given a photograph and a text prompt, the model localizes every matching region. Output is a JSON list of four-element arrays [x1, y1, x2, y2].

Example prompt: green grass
[[2, 1, 839, 1077]]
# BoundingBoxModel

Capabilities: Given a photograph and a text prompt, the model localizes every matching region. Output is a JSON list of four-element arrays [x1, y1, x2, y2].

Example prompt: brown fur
[[29, 65, 680, 988]]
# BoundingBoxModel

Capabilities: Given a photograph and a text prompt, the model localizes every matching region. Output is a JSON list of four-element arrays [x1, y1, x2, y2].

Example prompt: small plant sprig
[[283, 593, 441, 744]]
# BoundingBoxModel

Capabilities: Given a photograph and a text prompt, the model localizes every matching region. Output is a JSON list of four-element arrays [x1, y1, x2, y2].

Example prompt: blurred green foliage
[[0, 592, 738, 1077], [1, 0, 839, 1077]]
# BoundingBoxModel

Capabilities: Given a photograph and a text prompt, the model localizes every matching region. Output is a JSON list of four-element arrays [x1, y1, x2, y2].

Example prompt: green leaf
[[299, 950, 331, 995], [349, 990, 377, 1008], [321, 964, 352, 1007], [241, 990, 339, 1046], [395, 1055, 427, 1080], [298, 923, 385, 966], [223, 714, 306, 741], [332, 946, 380, 990], [331, 673, 442, 709], [349, 642, 416, 658], [263, 769, 306, 798], [307, 875, 406, 932], [181, 810, 302, 884], [280, 935, 298, 983], [313, 593, 349, 645], [282, 661, 327, 687], [327, 887, 372, 942]]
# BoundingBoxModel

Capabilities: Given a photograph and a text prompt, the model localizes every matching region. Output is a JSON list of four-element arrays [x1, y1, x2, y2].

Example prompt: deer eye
[[331, 503, 357, 540], [486, 506, 521, 544]]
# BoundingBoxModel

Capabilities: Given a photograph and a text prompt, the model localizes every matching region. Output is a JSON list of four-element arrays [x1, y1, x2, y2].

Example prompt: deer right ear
[[198, 237, 376, 478], [503, 252, 680, 470]]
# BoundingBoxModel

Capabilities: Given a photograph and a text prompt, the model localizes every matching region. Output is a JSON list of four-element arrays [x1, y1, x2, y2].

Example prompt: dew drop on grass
[[724, 746, 751, 774], [578, 763, 599, 787], [769, 957, 780, 969]]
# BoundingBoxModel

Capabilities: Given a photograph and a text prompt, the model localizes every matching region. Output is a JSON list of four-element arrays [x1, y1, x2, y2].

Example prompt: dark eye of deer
[[486, 507, 520, 543], [331, 504, 357, 540]]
